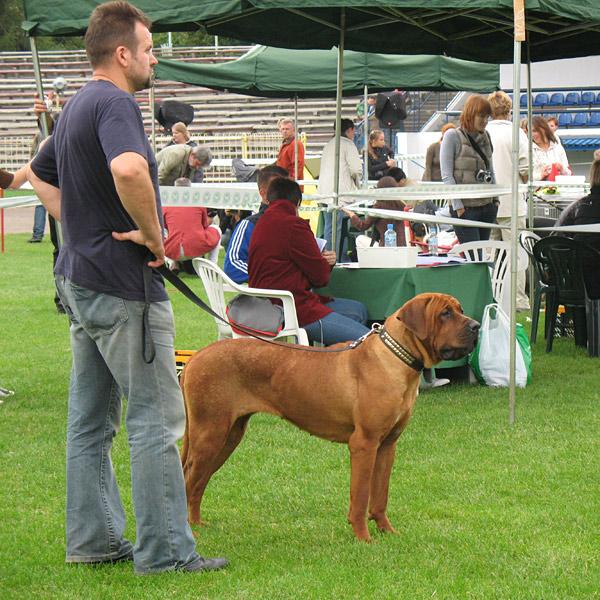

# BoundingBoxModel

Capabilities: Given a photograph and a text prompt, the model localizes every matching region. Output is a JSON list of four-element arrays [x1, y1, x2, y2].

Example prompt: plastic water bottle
[[384, 223, 397, 247], [428, 224, 439, 256]]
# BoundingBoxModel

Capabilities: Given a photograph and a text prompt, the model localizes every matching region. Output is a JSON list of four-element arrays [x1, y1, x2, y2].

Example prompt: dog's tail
[[180, 364, 190, 469]]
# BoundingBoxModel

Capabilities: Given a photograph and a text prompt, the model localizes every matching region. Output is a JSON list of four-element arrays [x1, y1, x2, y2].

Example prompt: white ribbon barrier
[[0, 195, 40, 209]]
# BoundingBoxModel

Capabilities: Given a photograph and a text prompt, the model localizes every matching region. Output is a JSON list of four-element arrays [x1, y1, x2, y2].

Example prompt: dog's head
[[387, 293, 480, 366]]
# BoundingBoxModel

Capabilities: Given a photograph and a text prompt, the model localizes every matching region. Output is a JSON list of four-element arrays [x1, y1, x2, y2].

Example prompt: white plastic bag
[[469, 304, 529, 388]]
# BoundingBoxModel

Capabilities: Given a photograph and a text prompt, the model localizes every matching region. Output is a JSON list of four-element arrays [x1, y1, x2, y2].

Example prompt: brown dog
[[181, 292, 479, 541]]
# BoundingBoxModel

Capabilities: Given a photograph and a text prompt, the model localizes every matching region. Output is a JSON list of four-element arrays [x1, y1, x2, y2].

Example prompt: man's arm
[[110, 152, 165, 267], [27, 164, 61, 220], [289, 220, 331, 288], [224, 219, 252, 283]]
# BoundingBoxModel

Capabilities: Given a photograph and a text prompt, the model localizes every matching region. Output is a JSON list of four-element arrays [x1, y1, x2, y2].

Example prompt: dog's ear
[[396, 295, 432, 340]]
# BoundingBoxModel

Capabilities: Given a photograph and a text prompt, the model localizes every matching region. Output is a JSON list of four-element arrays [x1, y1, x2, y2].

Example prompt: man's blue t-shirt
[[31, 80, 167, 302]]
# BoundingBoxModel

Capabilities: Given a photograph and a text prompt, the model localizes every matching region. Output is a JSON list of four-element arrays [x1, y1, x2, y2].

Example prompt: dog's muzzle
[[439, 319, 480, 361]]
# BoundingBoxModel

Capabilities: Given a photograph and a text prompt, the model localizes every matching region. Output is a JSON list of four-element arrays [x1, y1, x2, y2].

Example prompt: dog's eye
[[441, 308, 452, 318]]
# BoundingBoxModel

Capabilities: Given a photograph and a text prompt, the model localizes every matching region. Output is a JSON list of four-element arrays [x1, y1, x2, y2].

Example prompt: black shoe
[[69, 550, 134, 565], [28, 237, 42, 243], [179, 556, 229, 573]]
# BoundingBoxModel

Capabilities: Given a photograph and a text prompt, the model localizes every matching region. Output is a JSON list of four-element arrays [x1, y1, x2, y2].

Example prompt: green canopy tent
[[22, 0, 600, 421], [154, 45, 500, 96]]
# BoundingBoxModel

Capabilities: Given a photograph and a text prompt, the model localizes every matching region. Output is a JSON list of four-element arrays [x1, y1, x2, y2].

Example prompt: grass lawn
[[1, 232, 599, 599]]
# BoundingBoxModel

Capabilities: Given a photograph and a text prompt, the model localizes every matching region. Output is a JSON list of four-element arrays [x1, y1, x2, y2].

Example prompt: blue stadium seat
[[533, 93, 549, 106], [520, 94, 528, 107], [595, 92, 600, 105], [589, 112, 600, 126], [549, 92, 564, 106], [581, 92, 595, 105], [572, 113, 589, 127], [558, 113, 572, 127], [564, 92, 580, 105]]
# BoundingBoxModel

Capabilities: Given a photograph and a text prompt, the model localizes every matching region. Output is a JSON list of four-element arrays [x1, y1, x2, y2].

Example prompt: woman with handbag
[[440, 95, 498, 244], [531, 116, 571, 182]]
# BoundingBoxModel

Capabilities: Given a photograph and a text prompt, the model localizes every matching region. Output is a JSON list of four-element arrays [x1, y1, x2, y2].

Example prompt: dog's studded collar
[[376, 325, 424, 372]]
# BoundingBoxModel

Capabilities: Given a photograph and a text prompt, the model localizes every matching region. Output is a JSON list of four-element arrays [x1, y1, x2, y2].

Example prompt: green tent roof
[[22, 1, 600, 63], [155, 46, 499, 97]]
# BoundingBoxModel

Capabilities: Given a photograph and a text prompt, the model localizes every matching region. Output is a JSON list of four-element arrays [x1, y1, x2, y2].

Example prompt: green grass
[[1, 233, 600, 599]]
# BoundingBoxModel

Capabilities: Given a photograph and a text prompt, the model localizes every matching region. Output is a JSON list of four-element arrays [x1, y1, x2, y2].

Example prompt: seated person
[[367, 129, 397, 180], [387, 166, 407, 185], [162, 178, 222, 272], [341, 176, 407, 246], [224, 165, 288, 283], [248, 177, 370, 346]]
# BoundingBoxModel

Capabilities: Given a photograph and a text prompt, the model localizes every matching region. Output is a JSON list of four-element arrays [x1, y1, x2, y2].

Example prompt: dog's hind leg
[[368, 440, 398, 534], [185, 421, 234, 525], [206, 414, 251, 478]]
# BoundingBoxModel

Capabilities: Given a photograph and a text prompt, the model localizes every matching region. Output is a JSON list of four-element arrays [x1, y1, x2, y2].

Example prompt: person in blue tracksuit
[[224, 164, 288, 283]]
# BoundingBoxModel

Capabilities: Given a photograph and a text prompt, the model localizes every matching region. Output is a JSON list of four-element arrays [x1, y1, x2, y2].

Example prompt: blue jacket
[[224, 203, 268, 283]]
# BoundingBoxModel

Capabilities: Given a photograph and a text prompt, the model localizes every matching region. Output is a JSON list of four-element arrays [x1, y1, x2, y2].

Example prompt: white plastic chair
[[192, 258, 309, 345], [449, 240, 527, 315]]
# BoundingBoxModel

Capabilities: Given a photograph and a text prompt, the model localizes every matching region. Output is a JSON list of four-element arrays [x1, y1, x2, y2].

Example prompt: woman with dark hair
[[440, 94, 498, 243], [531, 116, 570, 181], [367, 129, 397, 180]]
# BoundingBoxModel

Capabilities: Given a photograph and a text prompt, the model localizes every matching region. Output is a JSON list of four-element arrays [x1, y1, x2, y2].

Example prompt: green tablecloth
[[316, 262, 494, 367]]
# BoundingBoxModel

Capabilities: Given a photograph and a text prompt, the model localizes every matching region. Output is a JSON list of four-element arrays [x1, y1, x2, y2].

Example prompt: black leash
[[143, 263, 425, 373]]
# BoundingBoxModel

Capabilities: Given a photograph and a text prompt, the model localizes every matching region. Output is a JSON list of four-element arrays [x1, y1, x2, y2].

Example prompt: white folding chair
[[192, 258, 309, 345], [449, 240, 527, 315]]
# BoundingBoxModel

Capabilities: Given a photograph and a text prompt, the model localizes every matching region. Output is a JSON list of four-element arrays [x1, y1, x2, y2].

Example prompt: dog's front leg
[[347, 430, 379, 542], [368, 440, 398, 534]]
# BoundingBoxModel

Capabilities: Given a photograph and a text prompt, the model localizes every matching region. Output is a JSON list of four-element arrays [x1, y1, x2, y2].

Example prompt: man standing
[[317, 118, 363, 258], [224, 164, 288, 283], [486, 90, 530, 312], [276, 118, 305, 180], [28, 1, 227, 574], [156, 144, 212, 185]]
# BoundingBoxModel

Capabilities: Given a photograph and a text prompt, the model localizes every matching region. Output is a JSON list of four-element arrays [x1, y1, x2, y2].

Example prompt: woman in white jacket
[[317, 118, 363, 258], [531, 116, 571, 181]]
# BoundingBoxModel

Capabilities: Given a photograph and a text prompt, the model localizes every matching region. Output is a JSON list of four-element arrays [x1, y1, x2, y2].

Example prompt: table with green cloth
[[316, 262, 494, 367]]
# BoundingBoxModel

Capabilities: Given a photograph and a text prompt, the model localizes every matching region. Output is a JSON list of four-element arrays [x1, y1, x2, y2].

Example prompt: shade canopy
[[22, 1, 600, 63], [155, 45, 499, 97]]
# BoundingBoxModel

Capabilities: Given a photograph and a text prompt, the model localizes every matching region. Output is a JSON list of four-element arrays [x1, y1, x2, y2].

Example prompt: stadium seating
[[549, 92, 564, 106], [581, 91, 595, 105], [572, 113, 589, 127], [564, 92, 581, 105], [533, 93, 549, 106], [589, 112, 600, 126], [558, 113, 572, 127]]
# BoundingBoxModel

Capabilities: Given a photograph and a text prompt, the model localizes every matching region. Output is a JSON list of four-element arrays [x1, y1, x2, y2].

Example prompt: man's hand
[[341, 207, 355, 219], [322, 250, 337, 266], [456, 208, 465, 218], [112, 230, 165, 268], [386, 159, 397, 168]]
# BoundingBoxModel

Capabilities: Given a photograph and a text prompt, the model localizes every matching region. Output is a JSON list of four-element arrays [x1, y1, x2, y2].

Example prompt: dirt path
[[1, 207, 45, 235]]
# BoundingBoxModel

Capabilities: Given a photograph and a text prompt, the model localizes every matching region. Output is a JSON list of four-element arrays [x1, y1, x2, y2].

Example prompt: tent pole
[[363, 84, 368, 188], [150, 83, 156, 154], [526, 46, 535, 306], [294, 94, 299, 181], [509, 2, 525, 425], [332, 8, 345, 257], [29, 37, 49, 139]]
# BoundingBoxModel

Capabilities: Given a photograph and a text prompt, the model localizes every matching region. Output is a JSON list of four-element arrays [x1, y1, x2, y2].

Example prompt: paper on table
[[315, 237, 328, 253]]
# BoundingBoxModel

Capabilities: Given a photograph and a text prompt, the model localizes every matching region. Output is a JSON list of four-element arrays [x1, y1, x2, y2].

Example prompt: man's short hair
[[277, 118, 295, 128], [376, 176, 398, 189], [191, 145, 212, 166], [257, 164, 288, 190], [266, 177, 302, 206], [387, 167, 407, 183], [85, 1, 151, 68], [335, 118, 355, 135], [174, 177, 191, 187]]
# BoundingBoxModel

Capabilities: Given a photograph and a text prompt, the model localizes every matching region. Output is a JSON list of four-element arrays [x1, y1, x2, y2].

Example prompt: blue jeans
[[303, 297, 370, 345], [323, 212, 349, 259], [32, 204, 46, 239], [55, 276, 199, 574], [451, 202, 499, 245]]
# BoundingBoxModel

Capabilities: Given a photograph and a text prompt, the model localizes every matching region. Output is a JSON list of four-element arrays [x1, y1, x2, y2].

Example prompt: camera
[[475, 169, 493, 184]]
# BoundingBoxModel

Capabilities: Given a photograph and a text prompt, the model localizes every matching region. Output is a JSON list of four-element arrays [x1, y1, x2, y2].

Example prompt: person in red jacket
[[162, 178, 221, 271], [276, 118, 305, 181], [248, 177, 369, 345]]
